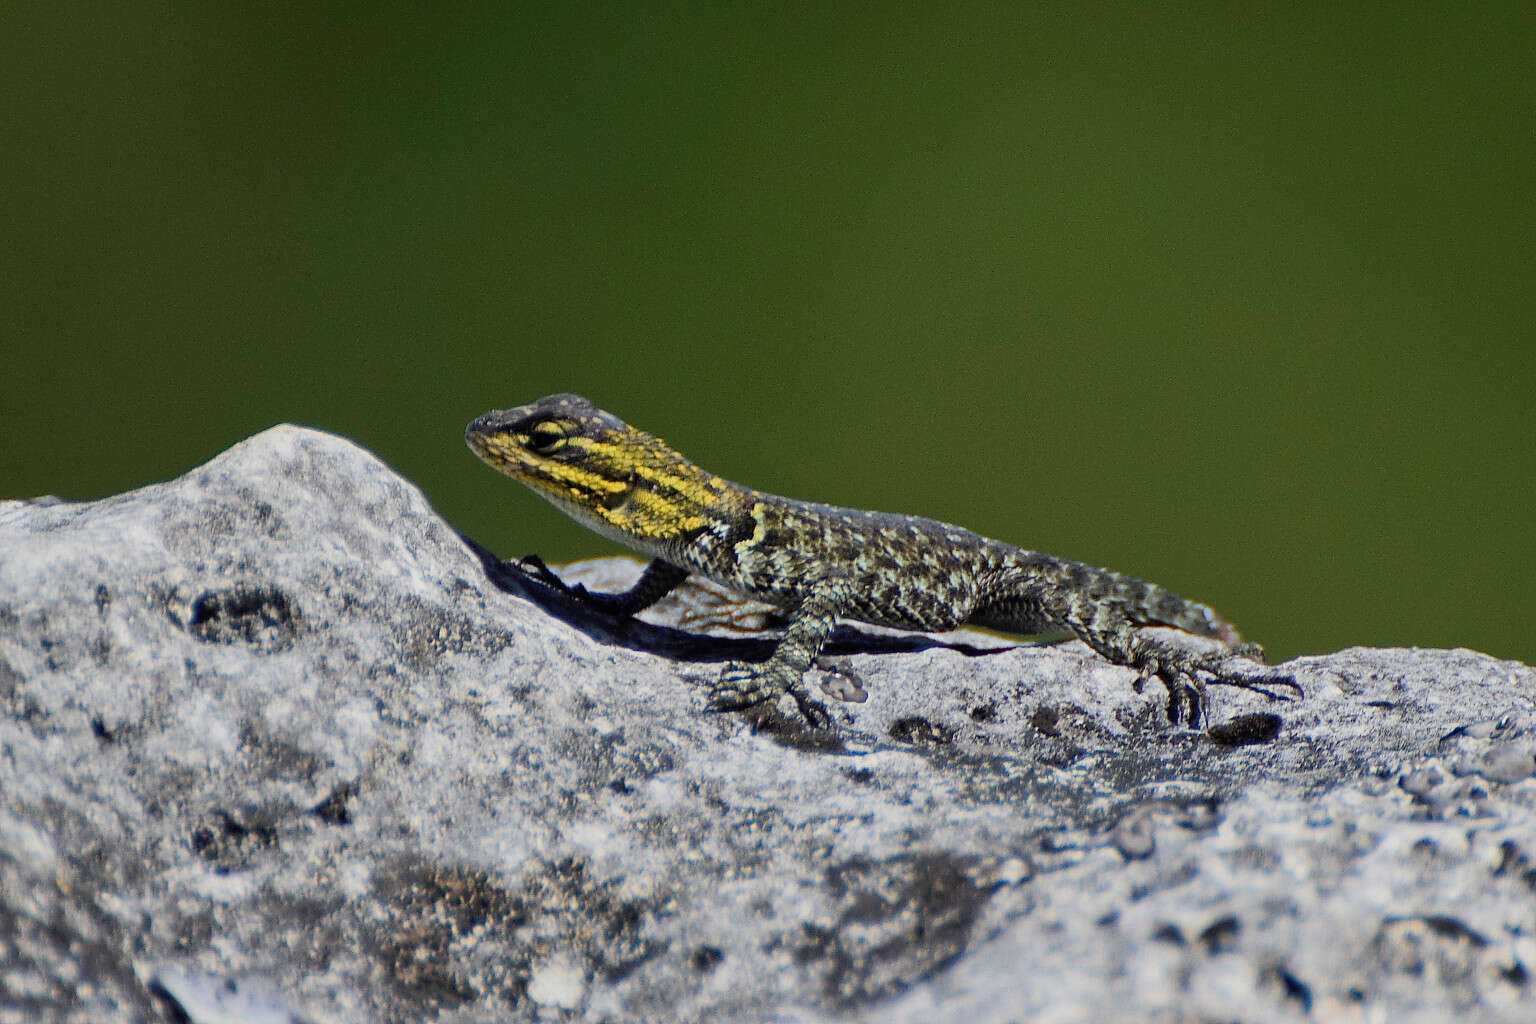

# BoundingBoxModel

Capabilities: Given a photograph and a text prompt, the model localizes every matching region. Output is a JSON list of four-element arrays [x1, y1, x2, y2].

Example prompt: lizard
[[465, 393, 1299, 728]]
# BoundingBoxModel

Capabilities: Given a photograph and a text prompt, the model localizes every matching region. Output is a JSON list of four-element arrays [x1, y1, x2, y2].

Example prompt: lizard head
[[466, 393, 727, 546]]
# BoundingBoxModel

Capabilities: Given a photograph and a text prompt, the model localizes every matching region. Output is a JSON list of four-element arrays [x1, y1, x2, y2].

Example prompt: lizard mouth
[[463, 417, 525, 472], [466, 411, 635, 512], [464, 409, 517, 448]]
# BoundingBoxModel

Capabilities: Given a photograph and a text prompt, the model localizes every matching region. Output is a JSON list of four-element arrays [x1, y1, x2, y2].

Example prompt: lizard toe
[[1208, 662, 1305, 701], [706, 662, 783, 712], [785, 681, 834, 729], [1158, 670, 1207, 728], [515, 553, 563, 589]]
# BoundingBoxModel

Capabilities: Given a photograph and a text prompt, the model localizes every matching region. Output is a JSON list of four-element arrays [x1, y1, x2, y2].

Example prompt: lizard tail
[[1123, 574, 1248, 647], [994, 547, 1253, 651]]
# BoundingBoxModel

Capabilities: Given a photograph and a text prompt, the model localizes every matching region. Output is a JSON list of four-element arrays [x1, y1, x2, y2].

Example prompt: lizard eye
[[524, 420, 570, 455]]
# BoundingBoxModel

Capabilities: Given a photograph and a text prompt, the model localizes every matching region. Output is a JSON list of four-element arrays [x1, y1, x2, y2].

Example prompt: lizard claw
[[515, 553, 566, 590], [1208, 663, 1305, 701], [1152, 664, 1304, 731], [1154, 671, 1207, 728], [785, 682, 834, 730], [513, 555, 633, 615]]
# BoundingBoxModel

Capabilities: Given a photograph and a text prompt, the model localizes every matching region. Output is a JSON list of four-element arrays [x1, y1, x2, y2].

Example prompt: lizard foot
[[515, 553, 560, 585], [1141, 648, 1303, 728], [514, 554, 630, 614], [1154, 665, 1303, 729], [707, 662, 832, 729]]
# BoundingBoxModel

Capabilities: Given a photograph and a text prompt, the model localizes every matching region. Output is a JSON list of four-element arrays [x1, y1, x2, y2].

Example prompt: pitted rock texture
[[1, 425, 1533, 1023]]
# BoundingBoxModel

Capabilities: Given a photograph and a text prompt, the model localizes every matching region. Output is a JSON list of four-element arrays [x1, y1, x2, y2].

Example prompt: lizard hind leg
[[1058, 591, 1299, 726], [1096, 626, 1213, 727]]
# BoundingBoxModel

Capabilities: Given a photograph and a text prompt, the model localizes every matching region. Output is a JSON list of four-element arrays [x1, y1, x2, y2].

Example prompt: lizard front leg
[[519, 555, 690, 617], [707, 578, 850, 727]]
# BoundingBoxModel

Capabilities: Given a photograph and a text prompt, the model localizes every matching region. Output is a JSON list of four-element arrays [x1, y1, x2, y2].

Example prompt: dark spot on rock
[[239, 721, 324, 782], [1036, 740, 1086, 768], [375, 856, 660, 1012], [1421, 915, 1486, 947], [691, 945, 724, 972], [744, 703, 846, 752], [190, 809, 279, 872], [250, 499, 285, 538], [147, 978, 195, 1024], [1494, 840, 1523, 875], [1491, 841, 1536, 892], [1174, 798, 1222, 833], [313, 783, 357, 825], [1207, 712, 1282, 747], [1198, 915, 1241, 954], [376, 862, 523, 1009], [608, 777, 633, 794], [968, 703, 996, 723], [888, 717, 953, 747], [1151, 923, 1185, 945], [761, 718, 847, 754], [1264, 965, 1313, 1011], [0, 658, 21, 702], [91, 716, 114, 742], [1111, 807, 1156, 860], [1029, 706, 1060, 736], [843, 767, 876, 784], [797, 852, 989, 1007], [188, 585, 301, 652], [1376, 915, 1490, 979], [86, 632, 111, 665], [1502, 961, 1529, 986]]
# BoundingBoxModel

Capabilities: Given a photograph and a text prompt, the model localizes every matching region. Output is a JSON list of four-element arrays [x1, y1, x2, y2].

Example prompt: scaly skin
[[466, 393, 1298, 727]]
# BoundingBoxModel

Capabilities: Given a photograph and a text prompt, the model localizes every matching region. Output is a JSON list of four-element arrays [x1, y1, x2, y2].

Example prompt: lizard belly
[[729, 501, 981, 632], [724, 557, 971, 632], [839, 578, 970, 631]]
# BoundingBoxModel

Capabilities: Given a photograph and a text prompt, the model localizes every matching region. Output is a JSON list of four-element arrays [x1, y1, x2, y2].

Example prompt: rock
[[1, 425, 1534, 1023]]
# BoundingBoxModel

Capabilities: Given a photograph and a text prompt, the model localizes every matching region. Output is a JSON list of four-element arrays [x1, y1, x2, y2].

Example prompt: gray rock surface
[[2, 425, 1534, 1023]]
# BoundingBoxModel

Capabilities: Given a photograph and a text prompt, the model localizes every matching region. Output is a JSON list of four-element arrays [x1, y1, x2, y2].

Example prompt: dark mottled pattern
[[468, 394, 1292, 725]]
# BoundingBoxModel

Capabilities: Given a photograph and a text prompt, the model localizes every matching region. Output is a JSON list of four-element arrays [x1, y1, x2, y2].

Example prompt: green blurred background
[[3, 3, 1531, 663]]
